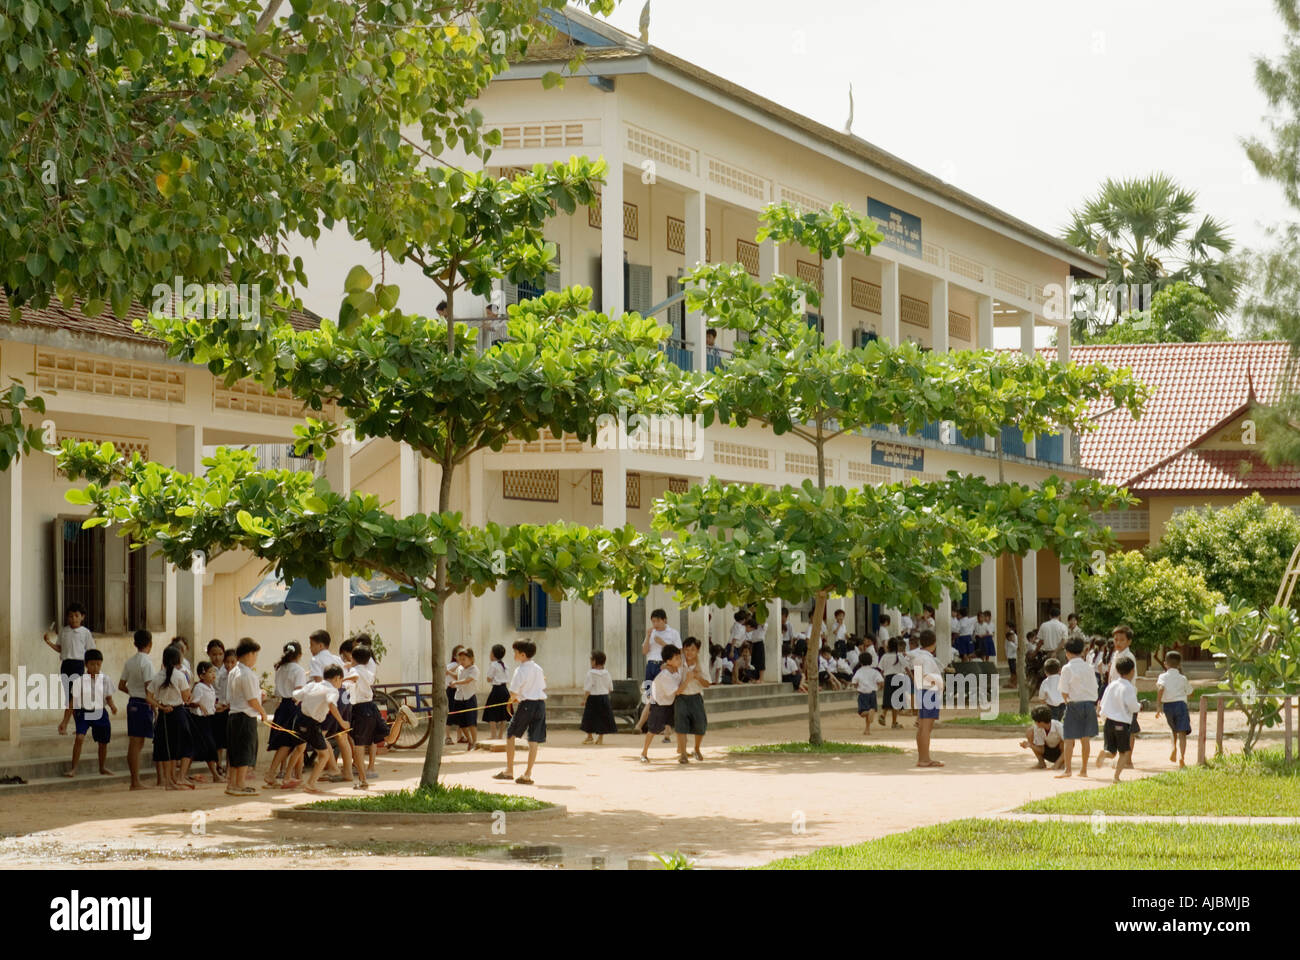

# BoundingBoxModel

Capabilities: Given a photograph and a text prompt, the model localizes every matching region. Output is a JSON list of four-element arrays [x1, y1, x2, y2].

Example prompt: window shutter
[[627, 263, 653, 315], [545, 269, 561, 294], [503, 280, 519, 306], [146, 549, 167, 633], [667, 275, 684, 338], [546, 589, 561, 629], [51, 519, 64, 629], [512, 592, 523, 630], [104, 536, 128, 635]]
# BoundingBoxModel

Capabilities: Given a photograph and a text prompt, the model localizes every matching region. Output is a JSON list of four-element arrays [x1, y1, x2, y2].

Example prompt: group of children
[[1019, 625, 1195, 781]]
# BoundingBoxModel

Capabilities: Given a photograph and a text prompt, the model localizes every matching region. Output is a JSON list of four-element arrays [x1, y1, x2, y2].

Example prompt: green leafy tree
[[0, 0, 612, 320], [1088, 281, 1226, 345], [1150, 494, 1300, 611], [0, 381, 45, 470], [666, 204, 1149, 742], [1064, 174, 1238, 343], [1074, 551, 1222, 656], [1189, 599, 1300, 754]]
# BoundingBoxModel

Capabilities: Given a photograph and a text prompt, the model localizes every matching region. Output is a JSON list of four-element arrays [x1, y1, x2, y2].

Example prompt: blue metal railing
[[1000, 425, 1026, 458], [1036, 432, 1064, 464], [664, 340, 694, 372]]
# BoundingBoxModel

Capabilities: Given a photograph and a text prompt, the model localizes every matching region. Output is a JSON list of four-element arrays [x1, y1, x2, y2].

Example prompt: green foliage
[[726, 741, 904, 754], [763, 819, 1300, 870], [1151, 493, 1300, 610], [944, 713, 1033, 727], [1087, 281, 1226, 344], [651, 850, 695, 870], [1020, 750, 1300, 817], [1188, 599, 1300, 753], [1074, 550, 1222, 652], [0, 379, 45, 471], [349, 619, 385, 663], [1064, 173, 1238, 343], [303, 784, 550, 813], [0, 0, 613, 321]]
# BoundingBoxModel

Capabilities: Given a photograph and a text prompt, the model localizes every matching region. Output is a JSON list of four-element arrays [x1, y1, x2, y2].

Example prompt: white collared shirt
[[486, 660, 508, 685], [274, 661, 307, 698], [1100, 677, 1140, 725], [120, 651, 155, 700], [1157, 668, 1191, 704], [1032, 719, 1064, 748], [294, 680, 338, 723], [349, 660, 378, 704], [189, 681, 216, 716], [310, 648, 343, 681], [226, 662, 262, 717], [647, 626, 681, 663], [509, 659, 547, 701], [1038, 619, 1068, 651], [584, 667, 614, 695], [453, 663, 479, 701], [71, 672, 112, 712], [1040, 674, 1063, 706], [911, 649, 942, 690], [1059, 657, 1099, 702], [1109, 648, 1137, 684], [148, 668, 189, 707], [852, 665, 883, 694], [58, 625, 93, 661], [650, 666, 681, 706]]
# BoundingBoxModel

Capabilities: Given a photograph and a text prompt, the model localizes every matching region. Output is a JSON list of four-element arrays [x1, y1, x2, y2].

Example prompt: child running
[[580, 650, 617, 745], [852, 655, 884, 735], [291, 665, 349, 795], [1099, 657, 1140, 782], [1156, 650, 1192, 768]]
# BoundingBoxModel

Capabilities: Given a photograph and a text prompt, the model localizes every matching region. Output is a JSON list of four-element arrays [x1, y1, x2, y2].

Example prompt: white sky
[[598, 0, 1289, 263]]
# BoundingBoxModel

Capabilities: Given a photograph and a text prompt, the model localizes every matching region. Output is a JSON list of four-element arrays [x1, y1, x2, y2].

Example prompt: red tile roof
[[1066, 341, 1295, 488], [1130, 448, 1300, 493], [0, 295, 320, 347]]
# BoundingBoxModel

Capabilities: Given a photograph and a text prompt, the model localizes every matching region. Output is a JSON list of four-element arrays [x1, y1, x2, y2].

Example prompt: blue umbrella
[[238, 571, 414, 617]]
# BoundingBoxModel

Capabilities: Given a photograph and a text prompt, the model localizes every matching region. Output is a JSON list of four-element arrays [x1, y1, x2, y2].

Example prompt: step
[[0, 770, 134, 795]]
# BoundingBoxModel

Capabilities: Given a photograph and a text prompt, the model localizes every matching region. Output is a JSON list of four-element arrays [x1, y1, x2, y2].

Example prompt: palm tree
[[1064, 173, 1239, 341]]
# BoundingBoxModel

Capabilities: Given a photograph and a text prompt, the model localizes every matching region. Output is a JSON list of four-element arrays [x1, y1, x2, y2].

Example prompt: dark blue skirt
[[268, 697, 301, 750]]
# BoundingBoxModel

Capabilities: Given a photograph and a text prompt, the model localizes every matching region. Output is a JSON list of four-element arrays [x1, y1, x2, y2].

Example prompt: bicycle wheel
[[383, 687, 430, 749]]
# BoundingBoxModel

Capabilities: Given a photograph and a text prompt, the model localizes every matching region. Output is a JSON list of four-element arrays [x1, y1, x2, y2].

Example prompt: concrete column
[[880, 259, 900, 345], [768, 597, 782, 682], [1022, 550, 1039, 636], [930, 276, 949, 353], [1020, 312, 1037, 459], [981, 554, 999, 656], [687, 605, 710, 677], [600, 121, 624, 316], [978, 295, 996, 451], [601, 455, 628, 678], [398, 444, 424, 683], [175, 425, 204, 648], [823, 255, 844, 346], [685, 188, 708, 374], [758, 238, 778, 283], [325, 433, 352, 645], [1060, 561, 1075, 621], [935, 588, 952, 663], [0, 455, 21, 743]]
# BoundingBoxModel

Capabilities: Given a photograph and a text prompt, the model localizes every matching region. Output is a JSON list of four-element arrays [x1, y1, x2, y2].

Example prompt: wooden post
[[1216, 697, 1225, 758], [1286, 696, 1293, 764], [1198, 697, 1208, 765]]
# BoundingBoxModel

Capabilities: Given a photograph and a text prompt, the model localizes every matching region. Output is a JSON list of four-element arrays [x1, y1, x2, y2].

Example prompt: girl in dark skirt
[[266, 642, 307, 787], [580, 650, 618, 744], [146, 644, 194, 790], [481, 644, 511, 740], [447, 647, 480, 750], [187, 662, 224, 783]]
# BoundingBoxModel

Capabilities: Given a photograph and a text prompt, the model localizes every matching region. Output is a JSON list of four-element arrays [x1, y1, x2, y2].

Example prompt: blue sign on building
[[868, 197, 922, 258], [871, 440, 924, 472]]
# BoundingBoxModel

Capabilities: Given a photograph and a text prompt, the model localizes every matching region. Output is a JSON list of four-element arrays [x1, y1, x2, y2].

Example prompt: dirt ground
[[0, 696, 1241, 870]]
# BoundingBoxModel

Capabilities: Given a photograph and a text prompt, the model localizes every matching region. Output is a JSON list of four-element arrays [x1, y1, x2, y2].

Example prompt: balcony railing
[[664, 338, 694, 372]]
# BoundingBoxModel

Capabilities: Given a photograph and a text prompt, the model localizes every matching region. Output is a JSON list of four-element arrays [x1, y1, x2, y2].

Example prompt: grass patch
[[728, 741, 903, 755], [945, 712, 1031, 726], [302, 784, 551, 814], [764, 818, 1300, 869], [1019, 749, 1300, 817]]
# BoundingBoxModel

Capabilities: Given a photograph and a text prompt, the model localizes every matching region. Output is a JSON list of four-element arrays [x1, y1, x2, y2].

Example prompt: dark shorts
[[211, 710, 228, 749], [644, 660, 662, 683], [126, 697, 154, 739], [227, 712, 260, 769], [449, 695, 478, 730], [1049, 702, 1067, 722], [674, 693, 707, 735], [645, 702, 675, 734], [1063, 700, 1098, 739], [857, 692, 878, 714], [351, 700, 393, 742], [294, 713, 328, 751], [73, 709, 112, 744], [506, 699, 547, 743], [1103, 718, 1132, 755], [1042, 742, 1062, 763], [1008, 657, 1018, 675], [60, 659, 83, 701], [918, 685, 941, 720], [1163, 700, 1191, 734]]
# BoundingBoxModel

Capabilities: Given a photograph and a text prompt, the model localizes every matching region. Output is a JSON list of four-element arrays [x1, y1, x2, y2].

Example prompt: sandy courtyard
[[0, 703, 1210, 870]]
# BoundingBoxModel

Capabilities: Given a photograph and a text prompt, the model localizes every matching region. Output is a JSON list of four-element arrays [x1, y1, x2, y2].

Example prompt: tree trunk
[[805, 589, 828, 745], [418, 459, 455, 789]]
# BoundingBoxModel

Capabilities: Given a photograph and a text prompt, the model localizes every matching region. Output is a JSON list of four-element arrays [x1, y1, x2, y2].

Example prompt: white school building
[[1, 6, 1107, 749]]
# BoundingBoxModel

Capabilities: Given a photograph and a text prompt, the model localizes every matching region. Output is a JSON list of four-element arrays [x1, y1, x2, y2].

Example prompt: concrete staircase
[[0, 720, 133, 793], [545, 681, 862, 731]]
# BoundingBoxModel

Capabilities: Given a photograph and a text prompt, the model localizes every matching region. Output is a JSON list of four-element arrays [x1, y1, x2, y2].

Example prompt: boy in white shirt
[[58, 648, 116, 778], [1156, 650, 1193, 768], [636, 608, 681, 736], [225, 638, 266, 796], [1036, 658, 1065, 721], [1019, 705, 1065, 769], [851, 660, 884, 734], [912, 630, 944, 768], [1101, 624, 1140, 765], [118, 629, 155, 790], [43, 602, 94, 702], [1056, 637, 1099, 778], [1099, 658, 1140, 782], [291, 665, 349, 795], [675, 638, 711, 763], [639, 644, 682, 763], [494, 639, 547, 785], [1004, 629, 1019, 688]]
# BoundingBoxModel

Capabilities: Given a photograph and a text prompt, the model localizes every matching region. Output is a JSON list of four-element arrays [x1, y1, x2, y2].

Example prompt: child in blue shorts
[[1155, 650, 1192, 768], [912, 629, 944, 768], [58, 648, 117, 778]]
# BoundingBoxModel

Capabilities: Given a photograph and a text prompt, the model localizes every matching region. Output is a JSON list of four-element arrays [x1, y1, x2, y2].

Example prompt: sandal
[[492, 771, 513, 780], [324, 774, 347, 783], [353, 781, 369, 790], [515, 776, 534, 785]]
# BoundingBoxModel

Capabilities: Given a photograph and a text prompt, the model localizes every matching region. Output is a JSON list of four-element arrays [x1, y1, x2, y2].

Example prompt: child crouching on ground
[[1020, 704, 1065, 769]]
